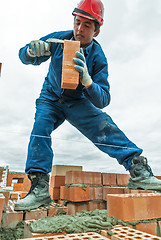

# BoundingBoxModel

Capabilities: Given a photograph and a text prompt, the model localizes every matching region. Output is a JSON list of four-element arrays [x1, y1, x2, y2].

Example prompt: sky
[[0, 0, 161, 175]]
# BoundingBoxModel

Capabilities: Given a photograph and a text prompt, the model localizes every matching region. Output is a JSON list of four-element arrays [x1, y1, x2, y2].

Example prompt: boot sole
[[14, 197, 52, 211], [127, 182, 161, 191]]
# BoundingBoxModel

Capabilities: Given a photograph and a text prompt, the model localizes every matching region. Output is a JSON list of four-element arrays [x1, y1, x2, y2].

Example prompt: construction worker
[[14, 0, 161, 211]]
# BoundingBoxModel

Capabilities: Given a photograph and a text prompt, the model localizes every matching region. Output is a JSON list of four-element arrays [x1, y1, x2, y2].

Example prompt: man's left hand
[[73, 49, 93, 88]]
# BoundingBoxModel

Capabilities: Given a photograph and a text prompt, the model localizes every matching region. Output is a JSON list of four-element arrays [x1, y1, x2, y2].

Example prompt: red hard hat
[[72, 0, 104, 26]]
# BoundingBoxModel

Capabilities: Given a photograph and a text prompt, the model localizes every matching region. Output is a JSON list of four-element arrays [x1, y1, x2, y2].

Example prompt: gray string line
[[31, 134, 138, 150]]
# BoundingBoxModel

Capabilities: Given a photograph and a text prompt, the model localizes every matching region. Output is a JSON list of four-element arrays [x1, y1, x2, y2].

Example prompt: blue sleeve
[[83, 51, 111, 109], [18, 32, 65, 65]]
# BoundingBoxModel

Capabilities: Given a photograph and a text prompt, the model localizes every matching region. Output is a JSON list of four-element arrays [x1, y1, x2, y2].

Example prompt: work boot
[[14, 172, 52, 211], [127, 156, 161, 191]]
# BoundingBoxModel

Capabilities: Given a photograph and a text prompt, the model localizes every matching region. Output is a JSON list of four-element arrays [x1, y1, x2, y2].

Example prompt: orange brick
[[23, 231, 110, 240], [116, 174, 130, 186], [127, 189, 153, 194], [107, 193, 161, 221], [10, 191, 28, 200], [0, 194, 5, 224], [89, 187, 103, 200], [65, 171, 102, 185], [66, 186, 90, 202], [51, 165, 83, 176], [136, 222, 157, 236], [50, 176, 65, 188], [67, 202, 88, 215], [60, 186, 68, 200], [87, 201, 105, 211], [61, 40, 80, 89], [49, 187, 60, 200], [2, 209, 23, 228], [110, 225, 161, 239], [102, 173, 117, 185], [0, 190, 10, 210], [25, 208, 47, 220], [103, 186, 127, 201], [48, 205, 67, 217], [13, 183, 24, 191]]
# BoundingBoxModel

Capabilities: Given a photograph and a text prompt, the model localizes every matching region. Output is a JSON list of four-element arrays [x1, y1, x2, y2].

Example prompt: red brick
[[51, 165, 83, 176], [110, 225, 161, 239], [103, 186, 127, 201], [23, 229, 109, 240], [62, 40, 80, 89], [50, 176, 65, 188], [66, 186, 90, 202], [13, 183, 24, 191], [0, 190, 10, 210], [89, 187, 103, 200], [87, 201, 105, 211], [2, 209, 23, 228], [107, 193, 161, 221], [136, 222, 157, 236], [102, 173, 117, 185], [65, 171, 102, 185], [25, 208, 47, 220], [116, 174, 130, 186], [7, 172, 31, 192], [60, 186, 68, 200], [48, 205, 67, 217], [67, 202, 88, 215], [0, 194, 5, 225], [49, 187, 60, 200]]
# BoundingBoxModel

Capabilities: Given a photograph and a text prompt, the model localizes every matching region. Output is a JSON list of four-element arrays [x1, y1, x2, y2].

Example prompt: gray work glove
[[73, 49, 93, 88], [27, 40, 51, 57]]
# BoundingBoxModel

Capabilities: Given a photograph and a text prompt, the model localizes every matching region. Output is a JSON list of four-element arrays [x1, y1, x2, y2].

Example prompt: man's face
[[73, 16, 99, 48]]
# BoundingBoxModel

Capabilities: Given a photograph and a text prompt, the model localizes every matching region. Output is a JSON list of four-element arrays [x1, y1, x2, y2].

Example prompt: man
[[14, 0, 161, 211]]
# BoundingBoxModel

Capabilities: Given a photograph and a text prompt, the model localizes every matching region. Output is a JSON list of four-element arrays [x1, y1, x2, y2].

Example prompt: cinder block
[[0, 193, 5, 225], [136, 222, 157, 236], [2, 209, 23, 228], [24, 208, 47, 220], [110, 225, 161, 239], [50, 176, 65, 188], [89, 187, 103, 200], [61, 40, 80, 89], [66, 186, 90, 202], [116, 174, 130, 186], [65, 171, 102, 185], [103, 186, 127, 201], [102, 173, 117, 186], [107, 193, 161, 221], [51, 165, 82, 176]]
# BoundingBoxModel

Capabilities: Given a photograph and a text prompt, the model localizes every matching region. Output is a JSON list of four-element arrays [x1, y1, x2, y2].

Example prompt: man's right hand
[[27, 40, 51, 57]]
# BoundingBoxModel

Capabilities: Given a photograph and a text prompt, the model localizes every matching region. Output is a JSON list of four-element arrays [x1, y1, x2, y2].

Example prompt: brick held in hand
[[61, 40, 80, 89]]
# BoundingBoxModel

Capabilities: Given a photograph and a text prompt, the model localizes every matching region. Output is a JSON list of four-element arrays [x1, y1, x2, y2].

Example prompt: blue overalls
[[19, 30, 143, 174]]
